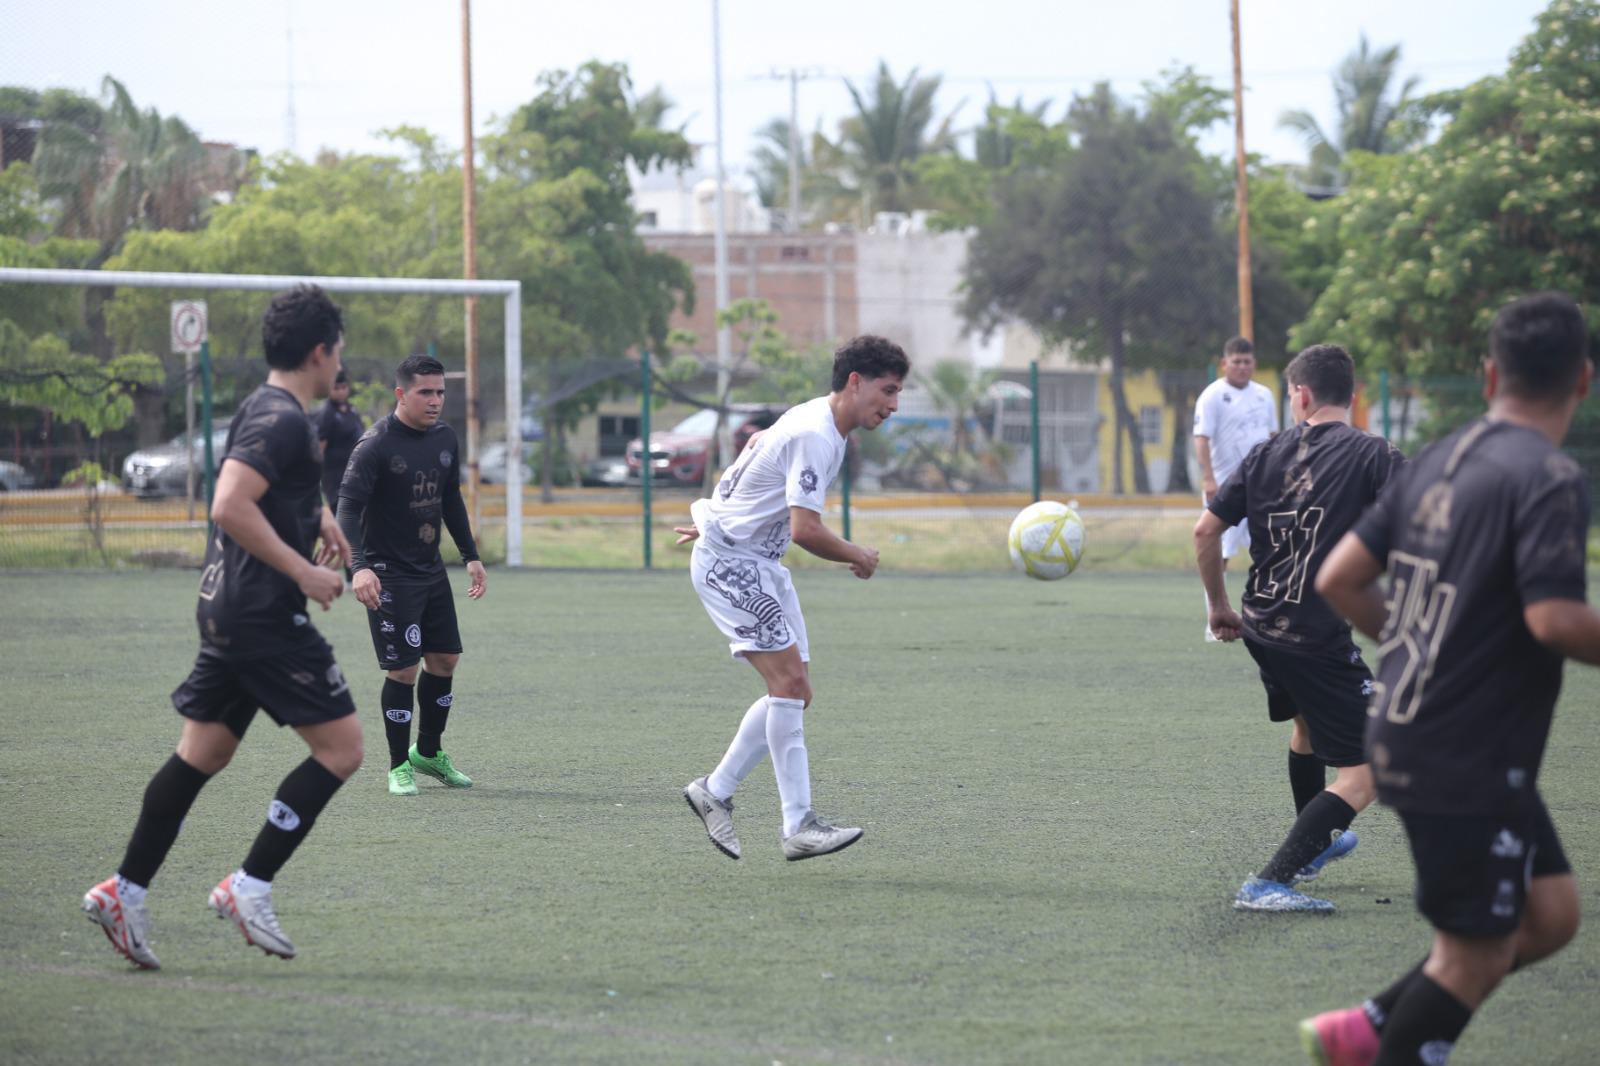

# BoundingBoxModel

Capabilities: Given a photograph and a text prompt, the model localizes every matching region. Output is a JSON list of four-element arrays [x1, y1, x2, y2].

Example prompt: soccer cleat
[[82, 876, 160, 970], [208, 873, 296, 959], [1233, 876, 1336, 913], [1299, 1006, 1380, 1066], [682, 777, 741, 860], [1294, 830, 1359, 885], [781, 813, 864, 861], [408, 744, 473, 788], [387, 763, 419, 796]]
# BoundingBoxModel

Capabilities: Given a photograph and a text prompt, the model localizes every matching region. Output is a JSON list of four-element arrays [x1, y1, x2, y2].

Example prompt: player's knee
[[424, 652, 459, 676], [768, 672, 811, 705], [319, 739, 364, 780], [388, 664, 420, 685]]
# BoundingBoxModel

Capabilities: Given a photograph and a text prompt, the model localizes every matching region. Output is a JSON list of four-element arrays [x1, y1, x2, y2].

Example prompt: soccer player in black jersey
[[337, 354, 487, 796], [316, 368, 365, 509], [82, 285, 361, 968], [1300, 292, 1598, 1066], [1195, 344, 1407, 913]]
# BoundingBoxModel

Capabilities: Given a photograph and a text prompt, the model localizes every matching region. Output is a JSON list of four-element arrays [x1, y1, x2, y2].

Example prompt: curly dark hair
[[261, 285, 344, 370], [831, 334, 911, 392]]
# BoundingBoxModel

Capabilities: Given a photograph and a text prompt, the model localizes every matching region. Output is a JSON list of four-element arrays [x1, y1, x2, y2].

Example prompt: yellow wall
[[1097, 368, 1283, 493]]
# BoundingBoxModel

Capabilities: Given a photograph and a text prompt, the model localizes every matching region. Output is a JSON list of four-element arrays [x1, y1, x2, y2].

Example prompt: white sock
[[765, 697, 811, 837], [115, 875, 148, 904], [707, 697, 769, 800], [233, 870, 272, 896]]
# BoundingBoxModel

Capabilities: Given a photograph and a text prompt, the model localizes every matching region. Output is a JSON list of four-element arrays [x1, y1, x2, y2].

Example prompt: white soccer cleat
[[683, 776, 741, 860], [781, 813, 864, 861], [208, 873, 297, 959], [82, 876, 160, 970]]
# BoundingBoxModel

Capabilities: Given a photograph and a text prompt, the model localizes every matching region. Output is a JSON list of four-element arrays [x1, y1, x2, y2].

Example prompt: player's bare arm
[[1194, 435, 1217, 501], [211, 458, 343, 609], [790, 505, 877, 579], [1192, 510, 1242, 639], [1315, 532, 1388, 640], [1525, 599, 1600, 665]]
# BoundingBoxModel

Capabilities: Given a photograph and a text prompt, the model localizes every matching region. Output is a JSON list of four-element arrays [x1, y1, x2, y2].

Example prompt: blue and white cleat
[[1233, 876, 1336, 913], [1293, 830, 1358, 885]]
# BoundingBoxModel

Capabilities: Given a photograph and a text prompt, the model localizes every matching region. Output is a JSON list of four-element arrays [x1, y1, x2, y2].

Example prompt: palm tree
[[1279, 35, 1424, 192], [749, 117, 800, 208], [824, 61, 959, 225]]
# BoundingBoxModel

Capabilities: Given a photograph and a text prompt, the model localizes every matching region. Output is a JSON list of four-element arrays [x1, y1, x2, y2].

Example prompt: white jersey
[[691, 396, 845, 563], [1193, 377, 1276, 485]]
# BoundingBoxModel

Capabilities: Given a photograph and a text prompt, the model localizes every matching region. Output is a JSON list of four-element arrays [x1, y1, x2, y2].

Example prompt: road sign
[[171, 300, 208, 354]]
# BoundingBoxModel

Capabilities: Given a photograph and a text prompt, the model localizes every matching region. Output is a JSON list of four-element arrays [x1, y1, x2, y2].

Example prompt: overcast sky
[[1, 1, 1551, 185]]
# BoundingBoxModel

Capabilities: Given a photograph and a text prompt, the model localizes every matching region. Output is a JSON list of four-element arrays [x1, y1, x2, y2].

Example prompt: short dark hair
[[1489, 292, 1592, 400], [334, 368, 349, 385], [1223, 336, 1254, 357], [261, 285, 343, 370], [831, 334, 910, 392], [1286, 344, 1355, 407], [396, 354, 446, 388]]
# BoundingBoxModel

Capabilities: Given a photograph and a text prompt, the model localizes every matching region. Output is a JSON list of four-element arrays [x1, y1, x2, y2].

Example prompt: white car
[[121, 427, 231, 498]]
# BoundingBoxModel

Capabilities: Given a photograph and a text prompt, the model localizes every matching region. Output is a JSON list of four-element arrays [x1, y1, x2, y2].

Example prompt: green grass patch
[[2, 570, 1597, 1064]]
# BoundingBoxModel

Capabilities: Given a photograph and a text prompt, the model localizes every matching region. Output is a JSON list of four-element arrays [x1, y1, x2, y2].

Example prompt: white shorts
[[691, 543, 810, 662], [1202, 496, 1251, 560]]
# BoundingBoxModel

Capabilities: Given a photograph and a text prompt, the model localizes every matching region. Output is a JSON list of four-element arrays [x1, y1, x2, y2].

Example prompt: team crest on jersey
[[440, 450, 453, 468], [419, 522, 437, 545], [405, 624, 422, 647], [798, 467, 818, 493], [390, 455, 408, 474], [705, 556, 791, 649], [1223, 394, 1233, 403]]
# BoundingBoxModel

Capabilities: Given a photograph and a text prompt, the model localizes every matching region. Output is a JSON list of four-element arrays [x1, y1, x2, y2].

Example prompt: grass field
[[3, 568, 1597, 1065]]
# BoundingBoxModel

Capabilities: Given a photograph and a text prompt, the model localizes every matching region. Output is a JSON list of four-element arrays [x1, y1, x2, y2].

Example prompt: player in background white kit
[[1193, 336, 1277, 640], [674, 335, 909, 862]]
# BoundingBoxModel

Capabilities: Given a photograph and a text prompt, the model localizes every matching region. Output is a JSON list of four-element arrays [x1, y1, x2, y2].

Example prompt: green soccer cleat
[[387, 763, 418, 796], [409, 744, 473, 788]]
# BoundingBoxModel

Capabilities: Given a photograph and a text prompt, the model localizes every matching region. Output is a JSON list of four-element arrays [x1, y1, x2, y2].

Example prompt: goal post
[[0, 267, 527, 566]]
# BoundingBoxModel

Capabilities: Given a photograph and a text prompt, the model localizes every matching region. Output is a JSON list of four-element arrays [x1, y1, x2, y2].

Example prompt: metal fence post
[[641, 351, 652, 570], [841, 446, 852, 542], [201, 339, 216, 527], [1380, 369, 1391, 440], [1029, 360, 1041, 502]]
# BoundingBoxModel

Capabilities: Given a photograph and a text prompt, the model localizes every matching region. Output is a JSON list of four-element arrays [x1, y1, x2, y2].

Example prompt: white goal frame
[[0, 267, 527, 565]]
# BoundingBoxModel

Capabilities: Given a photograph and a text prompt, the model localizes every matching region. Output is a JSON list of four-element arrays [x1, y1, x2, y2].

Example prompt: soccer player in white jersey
[[674, 335, 910, 862], [1193, 336, 1278, 640]]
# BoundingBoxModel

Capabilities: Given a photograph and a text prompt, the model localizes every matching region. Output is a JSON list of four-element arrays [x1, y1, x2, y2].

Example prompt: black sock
[[1373, 974, 1473, 1066], [241, 758, 346, 882], [1258, 791, 1357, 883], [416, 671, 453, 758], [118, 755, 214, 888], [381, 678, 415, 769], [1364, 958, 1428, 1031], [1288, 749, 1325, 814]]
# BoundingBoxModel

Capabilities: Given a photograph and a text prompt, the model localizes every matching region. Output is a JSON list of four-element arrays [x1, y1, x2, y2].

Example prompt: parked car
[[625, 405, 785, 485], [122, 426, 232, 498], [478, 441, 534, 485], [0, 460, 37, 492]]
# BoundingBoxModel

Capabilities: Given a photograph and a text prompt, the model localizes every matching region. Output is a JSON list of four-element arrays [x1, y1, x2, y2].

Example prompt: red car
[[626, 405, 784, 485]]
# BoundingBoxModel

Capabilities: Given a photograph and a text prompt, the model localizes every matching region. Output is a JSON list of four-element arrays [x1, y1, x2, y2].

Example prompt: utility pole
[[766, 67, 823, 233], [1230, 0, 1254, 342], [461, 0, 482, 532], [284, 5, 297, 155], [711, 0, 732, 466]]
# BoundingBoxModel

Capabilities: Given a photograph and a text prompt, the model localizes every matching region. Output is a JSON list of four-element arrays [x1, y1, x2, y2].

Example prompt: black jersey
[[1210, 420, 1407, 652], [1354, 419, 1591, 815], [316, 400, 364, 498], [195, 384, 327, 658], [338, 413, 478, 582]]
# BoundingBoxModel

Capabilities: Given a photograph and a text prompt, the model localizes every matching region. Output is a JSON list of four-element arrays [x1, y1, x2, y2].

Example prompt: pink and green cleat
[[1299, 1006, 1379, 1066]]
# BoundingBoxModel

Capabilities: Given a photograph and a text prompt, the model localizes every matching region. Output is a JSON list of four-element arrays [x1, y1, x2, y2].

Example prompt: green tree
[[962, 83, 1234, 493], [482, 61, 696, 500], [1279, 35, 1426, 192], [1294, 0, 1600, 379]]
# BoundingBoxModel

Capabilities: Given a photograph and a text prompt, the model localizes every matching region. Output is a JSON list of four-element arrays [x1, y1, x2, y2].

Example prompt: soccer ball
[[1007, 500, 1085, 581]]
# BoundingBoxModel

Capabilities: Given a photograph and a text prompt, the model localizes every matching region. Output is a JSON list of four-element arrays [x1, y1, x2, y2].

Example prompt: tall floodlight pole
[[461, 0, 482, 532], [711, 0, 733, 465], [1230, 0, 1254, 342], [787, 70, 802, 232]]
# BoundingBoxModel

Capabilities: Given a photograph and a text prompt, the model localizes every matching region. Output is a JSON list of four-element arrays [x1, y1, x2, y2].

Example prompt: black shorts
[[1244, 636, 1371, 767], [1399, 796, 1571, 937], [172, 637, 356, 738], [366, 574, 462, 670]]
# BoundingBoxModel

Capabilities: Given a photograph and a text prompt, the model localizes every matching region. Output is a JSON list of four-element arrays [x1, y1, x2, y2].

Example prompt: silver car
[[122, 426, 232, 498], [0, 460, 37, 492]]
